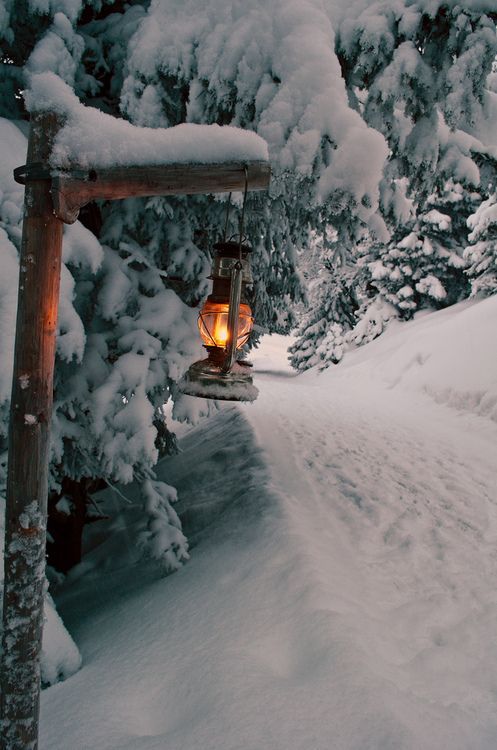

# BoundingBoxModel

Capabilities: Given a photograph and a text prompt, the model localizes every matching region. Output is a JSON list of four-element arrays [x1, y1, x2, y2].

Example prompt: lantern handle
[[219, 164, 249, 374], [221, 260, 243, 374]]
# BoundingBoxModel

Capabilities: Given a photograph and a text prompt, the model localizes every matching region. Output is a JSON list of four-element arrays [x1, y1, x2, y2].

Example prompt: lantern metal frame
[[178, 174, 259, 402]]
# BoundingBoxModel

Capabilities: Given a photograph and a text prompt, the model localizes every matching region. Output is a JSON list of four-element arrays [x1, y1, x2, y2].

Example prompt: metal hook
[[238, 165, 249, 260], [222, 192, 232, 242]]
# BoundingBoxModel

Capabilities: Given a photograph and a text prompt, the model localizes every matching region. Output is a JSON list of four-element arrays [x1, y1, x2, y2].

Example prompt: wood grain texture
[[0, 113, 64, 750], [52, 160, 271, 224]]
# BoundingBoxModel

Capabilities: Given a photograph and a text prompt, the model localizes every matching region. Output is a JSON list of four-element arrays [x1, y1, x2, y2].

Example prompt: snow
[[468, 194, 497, 241], [322, 296, 497, 424], [137, 480, 189, 574], [40, 296, 497, 749], [25, 73, 269, 169], [41, 594, 82, 687], [28, 0, 83, 25], [0, 120, 25, 408], [26, 12, 84, 88], [423, 209, 451, 231], [122, 0, 388, 216]]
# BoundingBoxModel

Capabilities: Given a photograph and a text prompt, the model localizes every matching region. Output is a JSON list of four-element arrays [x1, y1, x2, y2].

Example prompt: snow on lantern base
[[179, 358, 258, 402]]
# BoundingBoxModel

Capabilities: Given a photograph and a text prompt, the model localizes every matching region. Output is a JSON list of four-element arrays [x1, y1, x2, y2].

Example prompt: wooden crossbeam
[[51, 160, 271, 224]]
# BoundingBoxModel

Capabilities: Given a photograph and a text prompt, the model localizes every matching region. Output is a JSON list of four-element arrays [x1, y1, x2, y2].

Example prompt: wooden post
[[0, 109, 270, 750], [0, 113, 64, 750]]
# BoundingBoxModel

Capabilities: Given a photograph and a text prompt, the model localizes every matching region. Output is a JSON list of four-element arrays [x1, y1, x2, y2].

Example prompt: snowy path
[[41, 302, 497, 750], [247, 339, 497, 748]]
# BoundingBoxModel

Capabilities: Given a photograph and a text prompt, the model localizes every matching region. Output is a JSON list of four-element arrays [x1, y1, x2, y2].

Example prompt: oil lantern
[[178, 240, 258, 402]]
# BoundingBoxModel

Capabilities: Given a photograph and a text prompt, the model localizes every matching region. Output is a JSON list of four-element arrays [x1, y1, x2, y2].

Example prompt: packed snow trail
[[40, 300, 497, 749], [247, 335, 497, 748]]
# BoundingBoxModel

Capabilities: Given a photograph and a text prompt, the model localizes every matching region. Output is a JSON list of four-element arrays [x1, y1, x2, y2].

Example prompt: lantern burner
[[178, 357, 258, 402]]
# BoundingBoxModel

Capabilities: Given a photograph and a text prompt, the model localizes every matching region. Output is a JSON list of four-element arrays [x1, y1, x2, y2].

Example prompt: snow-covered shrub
[[137, 480, 189, 574]]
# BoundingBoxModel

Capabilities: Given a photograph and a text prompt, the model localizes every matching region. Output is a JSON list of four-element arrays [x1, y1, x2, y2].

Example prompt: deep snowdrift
[[41, 297, 497, 750]]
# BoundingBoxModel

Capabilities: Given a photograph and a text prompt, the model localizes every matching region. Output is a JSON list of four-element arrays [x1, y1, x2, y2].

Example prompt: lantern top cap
[[213, 240, 252, 258]]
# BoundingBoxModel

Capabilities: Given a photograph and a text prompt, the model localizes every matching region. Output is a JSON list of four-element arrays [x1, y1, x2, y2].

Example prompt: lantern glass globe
[[198, 300, 253, 349]]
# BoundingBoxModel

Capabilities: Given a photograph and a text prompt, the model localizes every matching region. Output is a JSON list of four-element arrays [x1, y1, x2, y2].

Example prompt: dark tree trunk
[[47, 477, 107, 574]]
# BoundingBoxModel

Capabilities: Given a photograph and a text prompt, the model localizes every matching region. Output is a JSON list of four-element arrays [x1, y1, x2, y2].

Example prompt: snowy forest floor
[[42, 297, 497, 750]]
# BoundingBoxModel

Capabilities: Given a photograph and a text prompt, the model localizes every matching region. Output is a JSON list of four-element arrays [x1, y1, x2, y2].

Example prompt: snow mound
[[314, 296, 497, 424], [41, 594, 82, 687]]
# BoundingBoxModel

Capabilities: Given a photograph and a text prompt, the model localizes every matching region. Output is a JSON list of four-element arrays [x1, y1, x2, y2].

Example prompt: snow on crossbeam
[[24, 73, 270, 223], [25, 73, 269, 169]]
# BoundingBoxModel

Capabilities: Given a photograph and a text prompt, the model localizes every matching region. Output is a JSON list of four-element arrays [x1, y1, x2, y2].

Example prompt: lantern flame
[[198, 300, 253, 350]]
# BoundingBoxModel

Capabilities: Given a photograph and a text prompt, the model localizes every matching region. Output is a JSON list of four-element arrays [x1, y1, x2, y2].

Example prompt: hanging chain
[[222, 165, 249, 373]]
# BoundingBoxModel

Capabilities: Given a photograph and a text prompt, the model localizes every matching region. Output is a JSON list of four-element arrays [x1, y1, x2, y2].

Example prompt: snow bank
[[41, 594, 82, 687], [314, 296, 497, 424], [25, 72, 269, 169], [0, 120, 25, 408]]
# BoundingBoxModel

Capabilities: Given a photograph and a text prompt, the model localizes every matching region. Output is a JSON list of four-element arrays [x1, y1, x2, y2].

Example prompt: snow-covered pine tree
[[120, 0, 388, 334], [465, 184, 497, 295], [338, 0, 497, 194], [289, 230, 360, 370], [0, 2, 203, 577], [362, 179, 480, 320], [0, 1, 388, 572], [290, 0, 497, 371], [464, 67, 497, 296]]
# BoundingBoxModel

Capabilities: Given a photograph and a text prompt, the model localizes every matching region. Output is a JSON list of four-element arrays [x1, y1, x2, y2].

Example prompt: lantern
[[178, 240, 258, 402]]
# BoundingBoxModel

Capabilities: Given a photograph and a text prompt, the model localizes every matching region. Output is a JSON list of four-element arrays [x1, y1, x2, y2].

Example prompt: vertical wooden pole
[[0, 113, 63, 750]]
